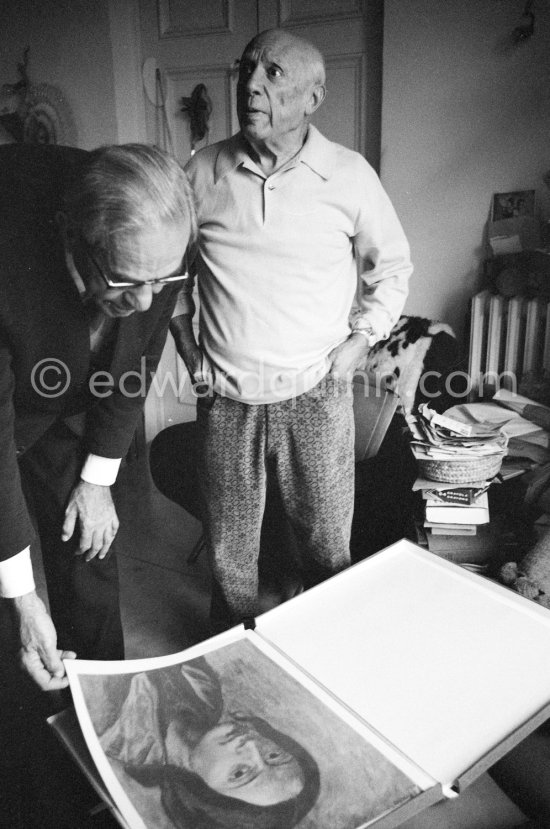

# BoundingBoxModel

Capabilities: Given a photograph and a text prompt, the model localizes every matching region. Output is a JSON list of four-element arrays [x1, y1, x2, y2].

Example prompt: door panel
[[258, 0, 370, 155], [139, 0, 256, 161], [314, 54, 366, 153], [276, 0, 365, 25], [157, 0, 235, 38]]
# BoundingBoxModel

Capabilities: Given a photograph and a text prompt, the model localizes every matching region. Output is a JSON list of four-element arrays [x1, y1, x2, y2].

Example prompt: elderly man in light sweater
[[167, 28, 412, 629]]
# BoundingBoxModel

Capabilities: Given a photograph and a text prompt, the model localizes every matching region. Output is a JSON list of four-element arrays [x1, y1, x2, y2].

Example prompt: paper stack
[[445, 394, 550, 471], [408, 404, 508, 469], [492, 389, 550, 466], [407, 405, 509, 571]]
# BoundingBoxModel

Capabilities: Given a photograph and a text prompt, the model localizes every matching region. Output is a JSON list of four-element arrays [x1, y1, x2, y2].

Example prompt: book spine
[[428, 526, 477, 536], [424, 506, 489, 525], [422, 488, 486, 505]]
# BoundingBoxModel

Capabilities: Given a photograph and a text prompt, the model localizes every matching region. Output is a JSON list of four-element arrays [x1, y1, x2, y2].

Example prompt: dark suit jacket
[[0, 144, 179, 559]]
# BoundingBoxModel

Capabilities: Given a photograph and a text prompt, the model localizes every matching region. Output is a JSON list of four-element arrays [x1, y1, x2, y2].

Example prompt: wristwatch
[[352, 324, 378, 348]]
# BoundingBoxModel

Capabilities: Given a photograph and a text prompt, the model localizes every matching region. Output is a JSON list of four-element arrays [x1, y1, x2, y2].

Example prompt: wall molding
[[277, 0, 364, 27], [158, 0, 233, 39]]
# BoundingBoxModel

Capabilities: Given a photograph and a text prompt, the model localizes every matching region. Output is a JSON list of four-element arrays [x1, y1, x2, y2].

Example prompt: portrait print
[[70, 635, 425, 829]]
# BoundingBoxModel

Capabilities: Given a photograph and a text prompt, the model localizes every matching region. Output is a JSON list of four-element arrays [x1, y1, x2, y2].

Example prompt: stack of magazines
[[407, 404, 508, 465], [409, 405, 509, 570]]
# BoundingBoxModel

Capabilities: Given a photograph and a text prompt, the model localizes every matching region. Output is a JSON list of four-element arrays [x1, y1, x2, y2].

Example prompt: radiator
[[468, 289, 550, 399]]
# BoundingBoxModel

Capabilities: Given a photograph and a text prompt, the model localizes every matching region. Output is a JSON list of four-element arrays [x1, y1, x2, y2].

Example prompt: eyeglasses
[[82, 237, 189, 289]]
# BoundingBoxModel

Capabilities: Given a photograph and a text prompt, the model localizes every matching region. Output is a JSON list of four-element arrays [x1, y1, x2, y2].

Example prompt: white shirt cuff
[[80, 454, 121, 486], [0, 547, 36, 598]]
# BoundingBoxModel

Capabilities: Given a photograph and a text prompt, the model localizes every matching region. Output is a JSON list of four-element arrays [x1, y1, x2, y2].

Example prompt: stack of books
[[414, 480, 499, 572], [423, 488, 493, 573], [423, 486, 489, 537]]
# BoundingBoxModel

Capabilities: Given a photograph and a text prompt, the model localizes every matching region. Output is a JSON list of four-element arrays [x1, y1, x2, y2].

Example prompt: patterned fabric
[[360, 315, 456, 415], [196, 375, 355, 628]]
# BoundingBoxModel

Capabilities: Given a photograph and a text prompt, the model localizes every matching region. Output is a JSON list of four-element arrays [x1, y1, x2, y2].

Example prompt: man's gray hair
[[65, 143, 196, 249]]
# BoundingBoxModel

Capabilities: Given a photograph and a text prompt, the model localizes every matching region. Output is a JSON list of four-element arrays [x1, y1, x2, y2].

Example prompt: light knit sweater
[[179, 126, 413, 404]]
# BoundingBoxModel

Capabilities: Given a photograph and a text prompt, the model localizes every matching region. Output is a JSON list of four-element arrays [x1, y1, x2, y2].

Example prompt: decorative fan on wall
[[0, 49, 78, 146], [23, 82, 78, 146]]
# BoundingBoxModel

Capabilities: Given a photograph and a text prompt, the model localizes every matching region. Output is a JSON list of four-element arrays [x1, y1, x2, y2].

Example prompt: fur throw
[[500, 530, 550, 610], [359, 315, 456, 415]]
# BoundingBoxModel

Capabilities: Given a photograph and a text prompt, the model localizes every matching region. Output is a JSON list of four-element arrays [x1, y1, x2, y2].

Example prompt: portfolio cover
[[52, 540, 550, 829]]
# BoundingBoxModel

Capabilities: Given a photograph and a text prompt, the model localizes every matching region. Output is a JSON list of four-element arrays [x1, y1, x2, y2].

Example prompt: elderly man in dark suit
[[0, 142, 194, 690]]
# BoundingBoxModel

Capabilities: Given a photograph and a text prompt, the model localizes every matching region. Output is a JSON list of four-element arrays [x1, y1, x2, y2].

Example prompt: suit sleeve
[[0, 337, 35, 560], [83, 286, 179, 459]]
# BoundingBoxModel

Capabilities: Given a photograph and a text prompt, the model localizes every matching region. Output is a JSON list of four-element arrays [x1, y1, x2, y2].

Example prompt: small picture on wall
[[492, 190, 535, 221]]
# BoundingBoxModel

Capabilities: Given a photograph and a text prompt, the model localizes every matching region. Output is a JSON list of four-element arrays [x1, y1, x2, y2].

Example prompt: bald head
[[236, 28, 326, 167], [249, 29, 326, 87]]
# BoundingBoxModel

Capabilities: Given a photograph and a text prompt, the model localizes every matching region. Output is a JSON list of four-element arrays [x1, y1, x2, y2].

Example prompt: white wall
[[382, 0, 550, 341], [0, 0, 118, 149]]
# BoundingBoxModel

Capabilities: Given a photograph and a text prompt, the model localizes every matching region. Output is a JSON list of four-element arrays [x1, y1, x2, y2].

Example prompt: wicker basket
[[417, 452, 505, 484]]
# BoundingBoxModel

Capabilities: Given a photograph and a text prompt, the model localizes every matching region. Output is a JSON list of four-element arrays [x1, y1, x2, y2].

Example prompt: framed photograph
[[492, 189, 535, 221]]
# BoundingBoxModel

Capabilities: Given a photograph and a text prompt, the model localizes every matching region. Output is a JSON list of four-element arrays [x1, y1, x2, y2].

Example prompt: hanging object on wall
[[155, 68, 174, 155], [180, 84, 212, 155], [0, 47, 29, 141], [512, 0, 535, 43], [24, 83, 77, 146], [141, 57, 174, 155], [142, 56, 158, 107], [0, 48, 77, 146]]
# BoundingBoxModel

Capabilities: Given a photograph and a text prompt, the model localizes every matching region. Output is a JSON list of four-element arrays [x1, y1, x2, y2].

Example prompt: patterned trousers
[[196, 375, 355, 629]]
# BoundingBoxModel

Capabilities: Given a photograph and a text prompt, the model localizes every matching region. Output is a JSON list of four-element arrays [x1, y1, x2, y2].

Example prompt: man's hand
[[62, 480, 119, 562], [12, 591, 76, 691], [327, 332, 372, 380]]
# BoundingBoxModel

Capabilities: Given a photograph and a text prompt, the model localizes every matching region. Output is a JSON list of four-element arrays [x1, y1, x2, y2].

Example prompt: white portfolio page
[[256, 540, 550, 787]]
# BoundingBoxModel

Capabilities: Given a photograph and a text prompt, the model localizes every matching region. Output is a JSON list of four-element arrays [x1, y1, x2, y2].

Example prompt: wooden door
[[138, 0, 382, 439]]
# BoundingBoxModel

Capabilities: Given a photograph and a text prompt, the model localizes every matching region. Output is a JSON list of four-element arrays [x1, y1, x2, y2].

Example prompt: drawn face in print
[[190, 719, 305, 805]]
